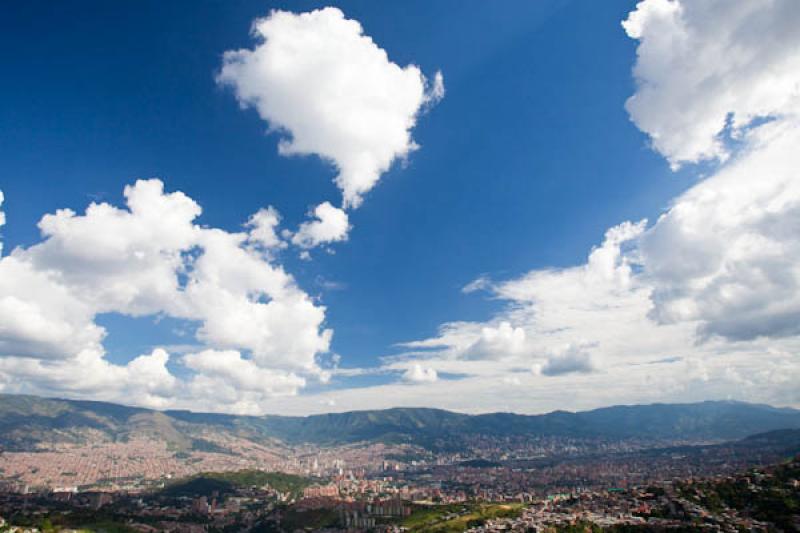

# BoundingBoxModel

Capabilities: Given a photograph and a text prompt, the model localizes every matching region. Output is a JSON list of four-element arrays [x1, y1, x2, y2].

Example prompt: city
[[0, 445, 798, 531], [0, 407, 798, 531]]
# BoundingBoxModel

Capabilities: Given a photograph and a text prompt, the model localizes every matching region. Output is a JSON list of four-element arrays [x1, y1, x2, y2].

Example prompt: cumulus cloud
[[0, 257, 104, 360], [217, 6, 443, 208], [0, 190, 5, 255], [623, 0, 800, 166], [402, 364, 438, 384], [641, 120, 800, 340], [462, 322, 527, 360], [0, 179, 331, 413], [246, 206, 285, 249], [539, 343, 597, 376], [184, 350, 306, 405], [290, 202, 350, 249], [625, 0, 800, 341], [0, 348, 178, 411], [309, 210, 798, 413], [398, 220, 660, 374]]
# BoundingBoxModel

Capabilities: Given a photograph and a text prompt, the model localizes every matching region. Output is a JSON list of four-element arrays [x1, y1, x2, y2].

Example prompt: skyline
[[0, 0, 799, 415]]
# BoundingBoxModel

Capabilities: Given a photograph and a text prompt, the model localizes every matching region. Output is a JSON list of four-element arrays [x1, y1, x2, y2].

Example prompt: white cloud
[[462, 322, 527, 360], [246, 206, 285, 249], [427, 71, 446, 105], [0, 348, 178, 411], [183, 227, 331, 371], [625, 0, 800, 341], [217, 7, 443, 208], [402, 364, 438, 384], [394, 220, 668, 385], [0, 256, 104, 360], [0, 179, 331, 413], [290, 201, 350, 249], [462, 275, 491, 294], [184, 349, 306, 402], [623, 0, 800, 167], [540, 343, 597, 376], [0, 190, 5, 256], [259, 345, 800, 415], [641, 120, 800, 340], [272, 216, 800, 413]]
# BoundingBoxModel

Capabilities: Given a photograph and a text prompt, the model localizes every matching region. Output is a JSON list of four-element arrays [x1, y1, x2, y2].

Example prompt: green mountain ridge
[[1, 394, 799, 451]]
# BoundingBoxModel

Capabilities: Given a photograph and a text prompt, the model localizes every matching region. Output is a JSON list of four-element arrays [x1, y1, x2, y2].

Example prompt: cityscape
[[0, 396, 799, 531]]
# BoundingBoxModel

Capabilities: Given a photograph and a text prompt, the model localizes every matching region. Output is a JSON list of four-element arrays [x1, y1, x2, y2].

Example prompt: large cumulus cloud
[[218, 7, 444, 253], [625, 0, 800, 341], [218, 7, 443, 209], [0, 180, 330, 414]]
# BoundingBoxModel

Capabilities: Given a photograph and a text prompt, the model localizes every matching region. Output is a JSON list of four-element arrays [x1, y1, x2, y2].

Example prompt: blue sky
[[1, 0, 798, 414]]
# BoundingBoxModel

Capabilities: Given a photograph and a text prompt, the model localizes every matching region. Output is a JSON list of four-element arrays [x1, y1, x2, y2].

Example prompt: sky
[[0, 0, 799, 415]]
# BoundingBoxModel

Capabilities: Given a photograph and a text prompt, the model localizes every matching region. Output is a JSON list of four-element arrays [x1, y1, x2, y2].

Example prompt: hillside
[[161, 470, 311, 498], [1, 394, 799, 452], [675, 454, 800, 531]]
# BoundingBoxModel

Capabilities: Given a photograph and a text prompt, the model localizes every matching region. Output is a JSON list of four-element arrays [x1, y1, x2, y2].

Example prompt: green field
[[161, 469, 311, 498], [402, 502, 523, 532]]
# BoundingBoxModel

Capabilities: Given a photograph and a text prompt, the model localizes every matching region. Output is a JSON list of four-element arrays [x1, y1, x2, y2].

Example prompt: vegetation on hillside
[[160, 469, 311, 499], [677, 455, 800, 531], [2, 393, 800, 452], [401, 502, 523, 532]]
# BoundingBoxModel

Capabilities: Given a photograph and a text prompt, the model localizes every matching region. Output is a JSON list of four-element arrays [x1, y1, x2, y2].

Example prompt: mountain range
[[2, 394, 800, 453]]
